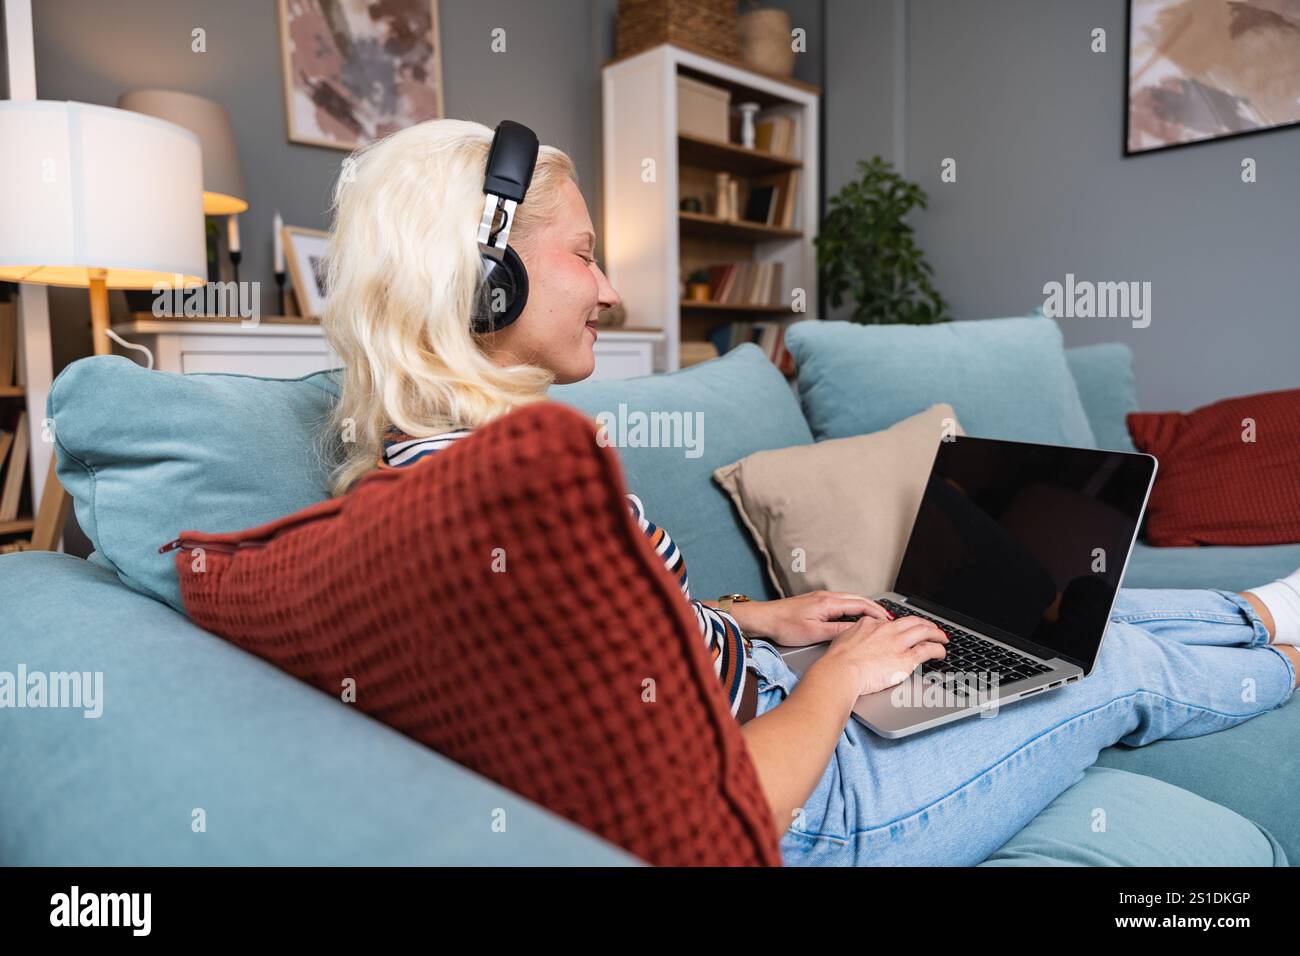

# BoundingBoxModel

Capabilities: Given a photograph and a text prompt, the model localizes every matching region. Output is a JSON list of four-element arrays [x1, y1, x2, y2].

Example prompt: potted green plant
[[685, 268, 713, 302], [686, 267, 717, 300], [816, 156, 950, 325]]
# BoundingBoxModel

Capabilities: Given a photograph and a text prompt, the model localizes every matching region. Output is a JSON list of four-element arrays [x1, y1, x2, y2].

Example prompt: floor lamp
[[117, 89, 250, 289], [0, 100, 206, 548]]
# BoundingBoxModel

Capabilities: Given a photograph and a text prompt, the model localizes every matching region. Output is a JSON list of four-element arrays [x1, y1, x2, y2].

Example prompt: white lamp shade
[[0, 100, 206, 289], [116, 89, 248, 215]]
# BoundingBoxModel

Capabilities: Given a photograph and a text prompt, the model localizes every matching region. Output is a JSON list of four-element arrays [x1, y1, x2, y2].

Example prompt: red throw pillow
[[165, 401, 780, 866], [1127, 388, 1300, 546]]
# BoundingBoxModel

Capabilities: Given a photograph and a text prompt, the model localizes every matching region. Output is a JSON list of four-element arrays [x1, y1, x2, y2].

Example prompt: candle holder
[[275, 271, 287, 316], [737, 101, 760, 149], [226, 213, 242, 287]]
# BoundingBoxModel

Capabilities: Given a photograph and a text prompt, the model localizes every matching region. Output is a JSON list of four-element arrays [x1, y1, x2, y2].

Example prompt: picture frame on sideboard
[[281, 225, 331, 320]]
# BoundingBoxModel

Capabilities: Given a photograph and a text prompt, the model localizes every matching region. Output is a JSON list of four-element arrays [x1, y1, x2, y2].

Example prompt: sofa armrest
[[0, 551, 637, 866]]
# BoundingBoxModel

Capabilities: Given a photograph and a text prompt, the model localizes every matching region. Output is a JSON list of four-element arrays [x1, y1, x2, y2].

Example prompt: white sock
[[1249, 568, 1300, 646]]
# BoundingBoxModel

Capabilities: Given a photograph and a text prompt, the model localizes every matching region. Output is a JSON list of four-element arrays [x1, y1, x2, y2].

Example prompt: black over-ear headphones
[[469, 120, 539, 334]]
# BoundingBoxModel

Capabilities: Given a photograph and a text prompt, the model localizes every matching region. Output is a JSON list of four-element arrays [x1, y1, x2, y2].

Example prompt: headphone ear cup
[[471, 244, 529, 334]]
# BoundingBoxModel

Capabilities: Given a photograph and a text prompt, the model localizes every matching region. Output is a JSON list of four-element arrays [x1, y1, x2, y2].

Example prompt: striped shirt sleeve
[[625, 493, 750, 716]]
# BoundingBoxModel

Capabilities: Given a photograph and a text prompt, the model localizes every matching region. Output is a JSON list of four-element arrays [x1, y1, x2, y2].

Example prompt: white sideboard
[[109, 320, 663, 380]]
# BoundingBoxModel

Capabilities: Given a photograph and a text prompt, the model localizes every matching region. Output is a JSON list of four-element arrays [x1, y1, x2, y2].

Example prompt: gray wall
[[826, 0, 904, 188], [827, 0, 1300, 411]]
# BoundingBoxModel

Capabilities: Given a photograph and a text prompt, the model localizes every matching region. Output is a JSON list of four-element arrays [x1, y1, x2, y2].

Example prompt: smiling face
[[481, 179, 621, 384]]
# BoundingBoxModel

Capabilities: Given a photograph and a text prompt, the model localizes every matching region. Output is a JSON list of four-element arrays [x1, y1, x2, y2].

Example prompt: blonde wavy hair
[[319, 118, 578, 496]]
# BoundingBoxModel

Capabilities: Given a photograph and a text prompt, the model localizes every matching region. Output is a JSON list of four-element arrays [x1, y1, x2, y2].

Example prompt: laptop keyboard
[[875, 599, 1053, 685]]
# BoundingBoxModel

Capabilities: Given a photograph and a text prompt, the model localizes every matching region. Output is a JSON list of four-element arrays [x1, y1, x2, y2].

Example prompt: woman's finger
[[819, 594, 892, 621], [881, 615, 948, 645], [822, 619, 859, 638]]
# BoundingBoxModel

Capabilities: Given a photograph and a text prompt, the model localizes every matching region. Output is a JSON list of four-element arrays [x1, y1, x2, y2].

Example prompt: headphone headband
[[483, 120, 538, 203]]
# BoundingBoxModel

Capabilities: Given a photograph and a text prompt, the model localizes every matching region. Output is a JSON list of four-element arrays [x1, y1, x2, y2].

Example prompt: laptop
[[778, 435, 1157, 739]]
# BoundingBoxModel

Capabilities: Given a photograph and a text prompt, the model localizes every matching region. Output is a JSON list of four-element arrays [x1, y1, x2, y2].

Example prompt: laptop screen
[[893, 436, 1156, 669]]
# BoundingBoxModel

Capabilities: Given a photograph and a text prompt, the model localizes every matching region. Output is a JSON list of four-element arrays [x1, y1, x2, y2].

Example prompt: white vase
[[736, 102, 760, 149]]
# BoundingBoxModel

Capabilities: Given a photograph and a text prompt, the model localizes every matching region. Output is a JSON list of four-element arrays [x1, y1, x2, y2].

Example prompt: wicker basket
[[616, 0, 740, 61]]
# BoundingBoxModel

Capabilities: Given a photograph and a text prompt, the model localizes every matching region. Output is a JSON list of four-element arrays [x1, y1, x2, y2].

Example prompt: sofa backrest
[[49, 335, 1135, 611], [549, 344, 813, 601], [1064, 342, 1139, 452], [785, 316, 1097, 447]]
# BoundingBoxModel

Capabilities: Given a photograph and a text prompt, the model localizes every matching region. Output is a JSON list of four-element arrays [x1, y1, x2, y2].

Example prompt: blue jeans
[[748, 588, 1297, 866]]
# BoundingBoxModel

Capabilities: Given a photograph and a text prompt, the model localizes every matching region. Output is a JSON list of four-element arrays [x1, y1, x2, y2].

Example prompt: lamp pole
[[4, 0, 55, 523]]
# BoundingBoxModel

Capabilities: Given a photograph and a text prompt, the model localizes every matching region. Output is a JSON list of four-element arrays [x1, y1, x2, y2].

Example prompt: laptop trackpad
[[778, 642, 830, 672], [778, 642, 993, 713]]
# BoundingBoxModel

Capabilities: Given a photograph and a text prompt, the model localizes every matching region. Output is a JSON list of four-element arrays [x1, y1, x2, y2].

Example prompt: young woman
[[320, 119, 1300, 866]]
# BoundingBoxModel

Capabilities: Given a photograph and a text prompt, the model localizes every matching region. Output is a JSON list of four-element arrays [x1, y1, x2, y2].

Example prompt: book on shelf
[[742, 183, 777, 225], [703, 261, 785, 307], [753, 114, 797, 159], [709, 169, 798, 229], [0, 409, 28, 522], [753, 102, 802, 158], [0, 430, 13, 493], [741, 169, 799, 228], [0, 287, 16, 388], [707, 320, 796, 376]]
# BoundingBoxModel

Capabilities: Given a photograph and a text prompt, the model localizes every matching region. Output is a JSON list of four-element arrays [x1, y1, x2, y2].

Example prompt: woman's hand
[[813, 614, 949, 697], [738, 612, 948, 841], [730, 590, 892, 647]]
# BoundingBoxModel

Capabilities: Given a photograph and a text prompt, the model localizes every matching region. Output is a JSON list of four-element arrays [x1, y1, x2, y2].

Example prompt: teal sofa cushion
[[0, 551, 638, 865], [786, 316, 1096, 447], [550, 343, 812, 602], [48, 356, 340, 612], [1065, 343, 1139, 452], [1123, 542, 1300, 591], [1095, 689, 1300, 865], [982, 766, 1286, 866]]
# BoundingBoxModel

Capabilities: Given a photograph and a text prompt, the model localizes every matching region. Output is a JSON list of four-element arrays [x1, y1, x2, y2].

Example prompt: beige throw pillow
[[713, 404, 963, 598]]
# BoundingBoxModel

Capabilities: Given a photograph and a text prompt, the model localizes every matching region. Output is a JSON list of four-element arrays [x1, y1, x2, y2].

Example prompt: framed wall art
[[278, 0, 445, 151], [1126, 0, 1300, 155]]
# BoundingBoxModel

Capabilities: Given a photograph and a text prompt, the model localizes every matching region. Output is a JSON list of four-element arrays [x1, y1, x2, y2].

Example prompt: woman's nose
[[596, 265, 621, 310]]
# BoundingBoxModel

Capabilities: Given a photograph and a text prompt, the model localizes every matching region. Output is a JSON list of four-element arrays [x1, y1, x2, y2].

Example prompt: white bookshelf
[[601, 43, 821, 373]]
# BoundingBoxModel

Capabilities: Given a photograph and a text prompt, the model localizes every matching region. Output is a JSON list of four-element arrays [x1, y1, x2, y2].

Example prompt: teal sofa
[[1, 317, 1294, 866]]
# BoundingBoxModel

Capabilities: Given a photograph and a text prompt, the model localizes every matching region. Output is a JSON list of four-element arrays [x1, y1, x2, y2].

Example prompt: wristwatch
[[718, 593, 750, 615]]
